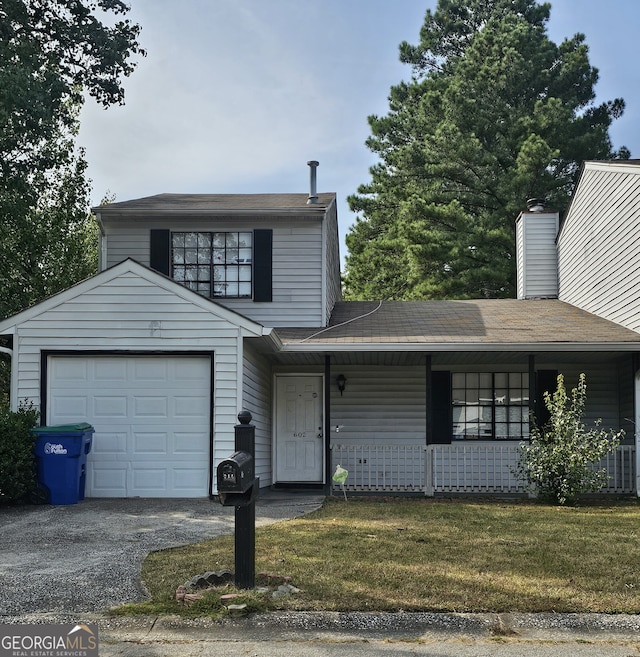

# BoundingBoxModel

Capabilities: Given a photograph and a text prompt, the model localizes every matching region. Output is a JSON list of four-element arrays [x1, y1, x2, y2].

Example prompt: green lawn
[[122, 497, 640, 617]]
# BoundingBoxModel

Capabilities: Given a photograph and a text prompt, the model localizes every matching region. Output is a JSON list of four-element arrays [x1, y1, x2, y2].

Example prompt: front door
[[275, 375, 324, 483]]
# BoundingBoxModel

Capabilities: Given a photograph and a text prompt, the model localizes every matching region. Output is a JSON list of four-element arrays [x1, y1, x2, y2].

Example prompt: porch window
[[171, 232, 253, 298], [452, 373, 529, 440]]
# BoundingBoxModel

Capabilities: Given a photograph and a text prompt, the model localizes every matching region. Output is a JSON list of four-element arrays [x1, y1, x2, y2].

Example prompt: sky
[[78, 0, 640, 264]]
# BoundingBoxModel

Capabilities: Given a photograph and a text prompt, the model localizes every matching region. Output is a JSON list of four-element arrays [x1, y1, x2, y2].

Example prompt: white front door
[[275, 375, 324, 483]]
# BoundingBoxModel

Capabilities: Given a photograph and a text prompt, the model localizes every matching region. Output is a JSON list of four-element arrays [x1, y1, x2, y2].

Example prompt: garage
[[46, 354, 212, 498]]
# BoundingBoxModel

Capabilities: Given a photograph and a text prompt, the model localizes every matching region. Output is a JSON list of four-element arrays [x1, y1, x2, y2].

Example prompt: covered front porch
[[270, 300, 640, 498], [322, 350, 638, 497]]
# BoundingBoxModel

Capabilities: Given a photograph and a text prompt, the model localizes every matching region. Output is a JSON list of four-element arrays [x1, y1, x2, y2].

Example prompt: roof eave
[[278, 341, 640, 353], [94, 207, 331, 217]]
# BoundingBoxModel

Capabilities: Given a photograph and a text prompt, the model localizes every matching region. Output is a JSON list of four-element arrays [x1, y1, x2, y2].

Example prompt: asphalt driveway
[[0, 493, 324, 620]]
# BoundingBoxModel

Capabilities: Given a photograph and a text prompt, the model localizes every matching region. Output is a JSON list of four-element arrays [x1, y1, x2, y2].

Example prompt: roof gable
[[0, 259, 270, 337]]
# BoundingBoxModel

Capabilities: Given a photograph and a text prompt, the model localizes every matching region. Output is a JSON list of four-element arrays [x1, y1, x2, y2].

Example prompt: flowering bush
[[516, 373, 624, 505]]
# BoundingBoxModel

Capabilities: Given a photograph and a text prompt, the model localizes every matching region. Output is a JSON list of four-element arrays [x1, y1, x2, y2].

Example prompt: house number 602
[[294, 432, 306, 438]]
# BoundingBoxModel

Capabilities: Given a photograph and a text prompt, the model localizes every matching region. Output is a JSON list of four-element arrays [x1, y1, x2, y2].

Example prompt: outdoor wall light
[[336, 374, 346, 396]]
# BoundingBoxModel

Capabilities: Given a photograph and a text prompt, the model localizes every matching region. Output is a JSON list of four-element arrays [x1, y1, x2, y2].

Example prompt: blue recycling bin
[[32, 423, 94, 505]]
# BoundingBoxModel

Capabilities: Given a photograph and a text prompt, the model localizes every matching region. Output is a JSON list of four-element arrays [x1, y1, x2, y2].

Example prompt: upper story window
[[452, 372, 530, 440], [171, 232, 253, 298]]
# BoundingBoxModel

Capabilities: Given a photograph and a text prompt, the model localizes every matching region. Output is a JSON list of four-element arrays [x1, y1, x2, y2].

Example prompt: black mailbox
[[217, 450, 254, 494]]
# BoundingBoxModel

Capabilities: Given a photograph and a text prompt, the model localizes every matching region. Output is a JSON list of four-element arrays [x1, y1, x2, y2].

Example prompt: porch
[[330, 443, 637, 496]]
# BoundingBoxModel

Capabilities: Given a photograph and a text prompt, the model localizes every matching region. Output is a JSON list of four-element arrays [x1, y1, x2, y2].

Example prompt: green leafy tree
[[345, 0, 628, 300], [0, 0, 144, 319], [516, 374, 624, 505]]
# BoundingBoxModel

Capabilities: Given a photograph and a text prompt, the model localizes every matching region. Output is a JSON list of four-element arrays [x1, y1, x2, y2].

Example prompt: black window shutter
[[253, 229, 272, 302], [429, 371, 452, 444], [535, 370, 558, 428], [150, 229, 170, 275]]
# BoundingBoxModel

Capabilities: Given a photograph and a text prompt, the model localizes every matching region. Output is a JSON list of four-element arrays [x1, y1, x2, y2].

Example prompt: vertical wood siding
[[243, 343, 273, 487], [558, 164, 640, 331], [103, 216, 327, 327]]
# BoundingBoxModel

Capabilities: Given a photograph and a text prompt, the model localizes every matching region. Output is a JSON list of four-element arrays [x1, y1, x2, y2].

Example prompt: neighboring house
[[0, 161, 638, 498]]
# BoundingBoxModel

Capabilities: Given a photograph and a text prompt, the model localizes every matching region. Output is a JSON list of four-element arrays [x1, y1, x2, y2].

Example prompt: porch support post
[[425, 355, 433, 496], [425, 354, 432, 444], [635, 364, 640, 498], [324, 355, 332, 491], [528, 355, 535, 422]]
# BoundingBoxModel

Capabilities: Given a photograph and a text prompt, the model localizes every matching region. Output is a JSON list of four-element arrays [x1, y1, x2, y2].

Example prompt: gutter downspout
[[0, 345, 13, 411]]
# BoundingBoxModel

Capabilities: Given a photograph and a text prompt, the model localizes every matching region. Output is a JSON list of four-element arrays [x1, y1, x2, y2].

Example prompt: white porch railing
[[426, 443, 524, 495], [330, 443, 636, 496], [330, 444, 425, 492]]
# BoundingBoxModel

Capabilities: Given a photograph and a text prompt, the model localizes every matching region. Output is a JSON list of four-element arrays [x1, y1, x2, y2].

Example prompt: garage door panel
[[173, 468, 208, 494], [92, 432, 127, 455], [173, 432, 209, 455], [133, 431, 168, 454], [48, 355, 211, 498], [94, 396, 128, 417], [133, 359, 168, 381], [132, 467, 167, 493], [94, 359, 127, 381], [56, 360, 89, 381], [174, 395, 209, 417], [133, 396, 168, 417], [90, 464, 127, 497], [51, 395, 89, 418]]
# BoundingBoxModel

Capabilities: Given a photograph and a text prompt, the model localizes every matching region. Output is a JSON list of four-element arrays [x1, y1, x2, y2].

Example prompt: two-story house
[[1, 161, 639, 498]]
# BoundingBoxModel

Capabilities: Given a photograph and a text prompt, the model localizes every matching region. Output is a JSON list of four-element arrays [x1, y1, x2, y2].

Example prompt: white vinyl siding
[[558, 162, 640, 331], [102, 217, 327, 327], [323, 203, 342, 323], [330, 365, 426, 446], [242, 343, 273, 487], [8, 266, 259, 496], [328, 360, 626, 448], [102, 223, 149, 265], [549, 362, 625, 434], [516, 211, 559, 299]]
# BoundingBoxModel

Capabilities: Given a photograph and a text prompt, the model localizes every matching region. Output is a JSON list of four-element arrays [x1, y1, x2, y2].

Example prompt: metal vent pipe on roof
[[307, 160, 319, 204], [526, 198, 546, 212]]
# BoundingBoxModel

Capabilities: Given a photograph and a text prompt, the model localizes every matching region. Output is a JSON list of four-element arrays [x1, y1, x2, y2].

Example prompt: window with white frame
[[452, 372, 530, 440], [171, 232, 253, 298]]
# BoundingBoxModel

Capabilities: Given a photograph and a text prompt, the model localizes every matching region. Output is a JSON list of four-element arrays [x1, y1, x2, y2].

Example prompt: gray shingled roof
[[276, 300, 640, 348], [94, 193, 335, 214]]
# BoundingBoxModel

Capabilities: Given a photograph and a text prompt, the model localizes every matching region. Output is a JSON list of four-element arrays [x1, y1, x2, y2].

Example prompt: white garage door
[[48, 355, 211, 498]]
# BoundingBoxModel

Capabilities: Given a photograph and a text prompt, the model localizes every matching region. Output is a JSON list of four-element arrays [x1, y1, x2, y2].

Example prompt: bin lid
[[32, 422, 94, 434]]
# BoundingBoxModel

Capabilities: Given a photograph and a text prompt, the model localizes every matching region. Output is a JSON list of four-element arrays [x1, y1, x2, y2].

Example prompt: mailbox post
[[216, 410, 257, 589]]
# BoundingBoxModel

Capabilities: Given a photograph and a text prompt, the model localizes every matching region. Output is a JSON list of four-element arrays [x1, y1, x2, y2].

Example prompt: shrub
[[516, 373, 624, 505], [0, 402, 40, 504]]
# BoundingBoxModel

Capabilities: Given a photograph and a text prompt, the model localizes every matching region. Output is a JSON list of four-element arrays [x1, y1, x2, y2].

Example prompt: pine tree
[[345, 0, 628, 300]]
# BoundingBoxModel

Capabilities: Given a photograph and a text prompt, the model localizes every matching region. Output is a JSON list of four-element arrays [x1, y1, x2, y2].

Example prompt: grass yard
[[121, 497, 640, 617]]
